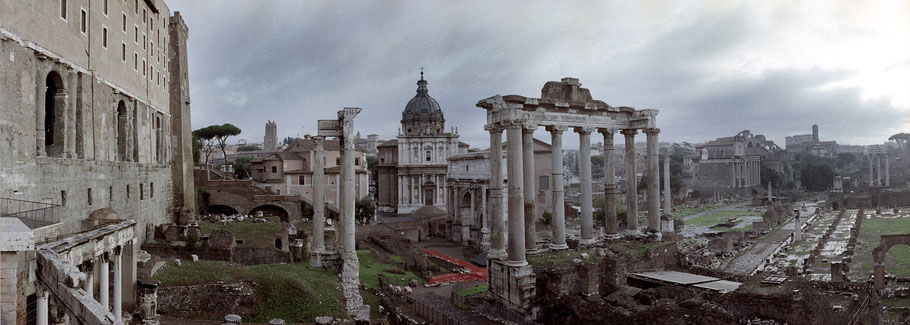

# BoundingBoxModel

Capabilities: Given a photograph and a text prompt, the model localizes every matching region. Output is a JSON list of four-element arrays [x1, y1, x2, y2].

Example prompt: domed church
[[376, 72, 467, 214]]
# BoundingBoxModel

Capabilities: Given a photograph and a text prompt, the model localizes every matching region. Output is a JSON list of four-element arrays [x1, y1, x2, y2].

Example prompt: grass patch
[[357, 249, 423, 290], [456, 285, 488, 297], [152, 259, 345, 322], [528, 249, 599, 266], [200, 221, 283, 248], [849, 217, 910, 280], [686, 211, 761, 227]]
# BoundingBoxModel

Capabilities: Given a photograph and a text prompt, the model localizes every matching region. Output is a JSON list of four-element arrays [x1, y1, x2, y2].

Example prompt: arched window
[[426, 150, 431, 162], [42, 71, 66, 157]]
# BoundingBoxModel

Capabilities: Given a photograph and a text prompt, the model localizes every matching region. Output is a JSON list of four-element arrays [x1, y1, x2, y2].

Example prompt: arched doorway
[[207, 205, 239, 216], [43, 71, 66, 157], [250, 205, 290, 222], [117, 101, 128, 161], [872, 234, 910, 290]]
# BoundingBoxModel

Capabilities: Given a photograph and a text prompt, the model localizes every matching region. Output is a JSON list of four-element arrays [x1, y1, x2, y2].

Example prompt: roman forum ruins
[[477, 77, 665, 313]]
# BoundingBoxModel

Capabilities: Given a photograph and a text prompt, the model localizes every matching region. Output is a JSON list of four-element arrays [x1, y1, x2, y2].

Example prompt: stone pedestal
[[488, 259, 538, 319]]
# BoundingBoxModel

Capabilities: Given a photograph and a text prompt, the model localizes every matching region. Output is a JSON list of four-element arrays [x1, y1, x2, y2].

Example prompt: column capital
[[598, 127, 618, 136], [574, 126, 596, 134], [113, 245, 122, 256], [80, 260, 95, 271], [545, 125, 568, 134], [484, 124, 503, 133], [620, 128, 638, 136], [501, 119, 525, 129], [643, 127, 660, 135], [522, 123, 538, 133]]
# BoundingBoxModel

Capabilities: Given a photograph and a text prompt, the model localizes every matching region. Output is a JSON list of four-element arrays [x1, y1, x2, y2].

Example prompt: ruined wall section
[[168, 12, 195, 215]]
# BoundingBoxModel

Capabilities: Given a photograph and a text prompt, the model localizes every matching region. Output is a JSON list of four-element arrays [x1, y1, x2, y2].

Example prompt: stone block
[[708, 238, 732, 254], [209, 230, 235, 249]]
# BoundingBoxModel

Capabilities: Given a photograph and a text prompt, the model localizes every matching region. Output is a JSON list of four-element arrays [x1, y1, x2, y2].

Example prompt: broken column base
[[340, 252, 370, 322], [309, 253, 323, 268], [661, 215, 674, 233], [488, 259, 539, 320]]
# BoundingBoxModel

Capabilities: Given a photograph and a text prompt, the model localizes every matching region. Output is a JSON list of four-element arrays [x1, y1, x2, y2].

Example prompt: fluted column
[[576, 127, 595, 244], [506, 123, 526, 265], [312, 137, 326, 254], [663, 157, 672, 217], [486, 125, 506, 259], [645, 128, 660, 233], [621, 129, 639, 233], [37, 285, 49, 325], [340, 109, 359, 256], [601, 129, 618, 236], [522, 124, 538, 253], [885, 156, 890, 187], [100, 253, 110, 311], [481, 186, 489, 247], [113, 247, 122, 321], [548, 126, 568, 249]]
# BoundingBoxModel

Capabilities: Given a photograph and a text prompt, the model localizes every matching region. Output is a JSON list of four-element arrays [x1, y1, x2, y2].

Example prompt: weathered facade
[[0, 0, 193, 323], [376, 73, 468, 214], [686, 130, 787, 196]]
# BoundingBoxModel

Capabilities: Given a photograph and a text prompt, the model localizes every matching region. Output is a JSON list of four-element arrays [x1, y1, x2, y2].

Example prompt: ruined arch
[[116, 101, 128, 161], [207, 205, 239, 216], [460, 190, 473, 222], [872, 234, 910, 290], [249, 204, 289, 222], [42, 71, 66, 157]]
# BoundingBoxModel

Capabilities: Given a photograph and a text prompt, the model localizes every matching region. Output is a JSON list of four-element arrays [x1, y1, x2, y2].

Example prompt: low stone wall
[[233, 247, 292, 265], [157, 281, 258, 320]]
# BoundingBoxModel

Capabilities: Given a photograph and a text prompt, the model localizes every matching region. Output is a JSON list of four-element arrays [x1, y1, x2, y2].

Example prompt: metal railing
[[1, 197, 61, 229]]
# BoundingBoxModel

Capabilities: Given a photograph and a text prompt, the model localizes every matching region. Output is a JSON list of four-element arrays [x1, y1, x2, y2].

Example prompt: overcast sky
[[168, 0, 910, 150]]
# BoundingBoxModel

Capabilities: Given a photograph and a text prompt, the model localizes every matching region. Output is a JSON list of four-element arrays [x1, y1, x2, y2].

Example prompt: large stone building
[[376, 73, 468, 214], [251, 137, 369, 208], [445, 138, 553, 247], [786, 124, 839, 158], [685, 130, 786, 196], [0, 0, 194, 323]]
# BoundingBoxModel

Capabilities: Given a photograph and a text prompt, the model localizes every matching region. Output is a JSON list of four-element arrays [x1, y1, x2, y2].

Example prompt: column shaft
[[488, 127, 506, 259], [506, 125, 526, 265], [622, 129, 639, 232], [645, 129, 660, 232], [603, 130, 618, 235], [84, 269, 94, 301], [100, 258, 110, 311], [114, 249, 122, 320], [877, 154, 882, 187], [663, 157, 671, 216], [549, 127, 567, 249], [886, 156, 890, 187], [313, 137, 326, 253], [577, 128, 594, 243], [342, 133, 356, 254], [37, 287, 48, 325], [522, 127, 538, 252], [869, 155, 875, 186]]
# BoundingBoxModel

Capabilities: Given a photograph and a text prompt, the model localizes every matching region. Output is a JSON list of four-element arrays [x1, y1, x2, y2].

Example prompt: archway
[[44, 71, 66, 157], [250, 204, 290, 222], [117, 101, 128, 161], [872, 234, 910, 290], [460, 190, 473, 222], [207, 205, 240, 216]]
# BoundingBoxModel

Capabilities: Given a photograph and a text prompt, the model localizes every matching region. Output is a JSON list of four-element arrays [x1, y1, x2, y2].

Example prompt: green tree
[[192, 126, 218, 166], [281, 136, 296, 146], [366, 156, 379, 170], [211, 124, 242, 163], [889, 133, 910, 151], [800, 162, 835, 191], [232, 157, 253, 179], [356, 197, 376, 224], [192, 132, 202, 165], [760, 165, 782, 189]]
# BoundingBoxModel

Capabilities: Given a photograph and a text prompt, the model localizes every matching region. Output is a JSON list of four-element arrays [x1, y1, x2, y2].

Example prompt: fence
[[1, 197, 60, 228]]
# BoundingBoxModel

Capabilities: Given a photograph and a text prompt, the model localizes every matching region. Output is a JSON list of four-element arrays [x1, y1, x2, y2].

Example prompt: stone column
[[312, 136, 326, 255], [481, 186, 490, 247], [487, 125, 507, 259], [548, 126, 568, 249], [622, 129, 639, 233], [577, 127, 595, 244], [82, 261, 94, 301], [731, 161, 737, 188], [644, 128, 660, 233], [885, 156, 890, 187], [522, 124, 538, 253], [601, 129, 618, 237], [869, 155, 875, 186], [113, 247, 123, 321], [663, 157, 671, 216], [876, 154, 882, 187], [340, 110, 359, 256], [100, 253, 110, 311], [506, 123, 526, 265], [768, 182, 773, 202], [37, 285, 48, 325]]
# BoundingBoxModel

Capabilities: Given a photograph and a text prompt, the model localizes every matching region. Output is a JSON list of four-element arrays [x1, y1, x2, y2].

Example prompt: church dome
[[401, 72, 445, 136]]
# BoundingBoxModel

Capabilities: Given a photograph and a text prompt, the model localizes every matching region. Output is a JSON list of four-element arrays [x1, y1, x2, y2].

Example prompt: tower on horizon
[[264, 120, 278, 151]]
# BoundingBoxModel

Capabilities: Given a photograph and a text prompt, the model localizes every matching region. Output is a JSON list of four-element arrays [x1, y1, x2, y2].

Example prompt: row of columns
[[448, 185, 490, 245], [869, 153, 890, 187], [398, 174, 443, 207], [487, 122, 667, 266], [38, 247, 125, 325], [731, 159, 760, 188]]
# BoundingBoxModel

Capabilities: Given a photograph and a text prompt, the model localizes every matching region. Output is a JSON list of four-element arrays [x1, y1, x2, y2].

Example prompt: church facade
[[377, 73, 467, 214]]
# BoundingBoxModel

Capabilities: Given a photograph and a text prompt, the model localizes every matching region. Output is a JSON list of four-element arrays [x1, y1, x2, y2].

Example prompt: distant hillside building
[[686, 130, 787, 196], [786, 124, 839, 158], [376, 73, 468, 214]]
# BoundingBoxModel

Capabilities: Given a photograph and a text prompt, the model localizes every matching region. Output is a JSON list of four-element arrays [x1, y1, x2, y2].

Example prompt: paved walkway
[[724, 201, 817, 275], [682, 201, 749, 221]]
